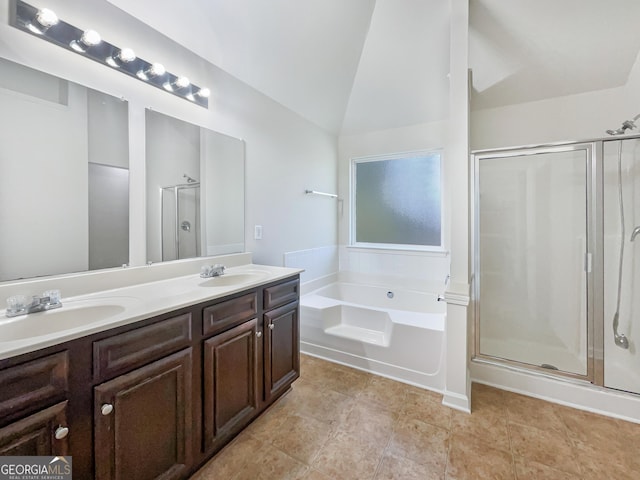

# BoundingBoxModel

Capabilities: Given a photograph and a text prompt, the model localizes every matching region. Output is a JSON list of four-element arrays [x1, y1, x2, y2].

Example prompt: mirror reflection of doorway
[[88, 163, 129, 269]]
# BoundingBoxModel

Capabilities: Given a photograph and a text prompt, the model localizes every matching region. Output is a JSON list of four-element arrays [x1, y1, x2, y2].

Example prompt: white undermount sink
[[0, 297, 135, 342], [198, 271, 269, 288]]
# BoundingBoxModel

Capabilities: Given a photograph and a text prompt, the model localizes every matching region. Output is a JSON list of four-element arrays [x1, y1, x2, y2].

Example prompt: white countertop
[[0, 263, 302, 361]]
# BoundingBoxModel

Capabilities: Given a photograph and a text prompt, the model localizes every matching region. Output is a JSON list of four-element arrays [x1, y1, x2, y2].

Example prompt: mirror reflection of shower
[[161, 173, 200, 261]]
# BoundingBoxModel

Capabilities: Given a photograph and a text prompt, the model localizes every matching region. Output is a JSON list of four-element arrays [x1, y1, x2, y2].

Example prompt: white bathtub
[[300, 282, 446, 391]]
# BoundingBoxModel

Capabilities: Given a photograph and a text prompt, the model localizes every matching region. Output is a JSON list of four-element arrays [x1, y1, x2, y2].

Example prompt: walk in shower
[[474, 134, 640, 396], [161, 181, 201, 261]]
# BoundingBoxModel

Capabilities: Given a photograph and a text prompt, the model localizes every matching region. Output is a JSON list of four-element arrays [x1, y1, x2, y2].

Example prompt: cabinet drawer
[[0, 352, 68, 423], [203, 292, 257, 337], [263, 278, 299, 310], [93, 313, 192, 382]]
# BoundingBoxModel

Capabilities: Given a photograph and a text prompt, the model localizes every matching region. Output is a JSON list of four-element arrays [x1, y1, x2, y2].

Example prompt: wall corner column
[[443, 0, 471, 413]]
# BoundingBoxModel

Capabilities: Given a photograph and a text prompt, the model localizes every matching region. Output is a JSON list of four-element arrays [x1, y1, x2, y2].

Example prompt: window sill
[[346, 244, 450, 257]]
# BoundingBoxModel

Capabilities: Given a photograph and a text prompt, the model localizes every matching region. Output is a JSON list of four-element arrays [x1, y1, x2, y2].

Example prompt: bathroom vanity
[[0, 266, 300, 479]]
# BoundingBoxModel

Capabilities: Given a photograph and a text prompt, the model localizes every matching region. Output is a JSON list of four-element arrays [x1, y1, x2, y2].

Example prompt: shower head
[[183, 174, 197, 183], [606, 117, 639, 135]]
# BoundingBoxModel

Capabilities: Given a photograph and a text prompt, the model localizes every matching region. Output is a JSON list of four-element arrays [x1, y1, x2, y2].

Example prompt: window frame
[[349, 150, 445, 252]]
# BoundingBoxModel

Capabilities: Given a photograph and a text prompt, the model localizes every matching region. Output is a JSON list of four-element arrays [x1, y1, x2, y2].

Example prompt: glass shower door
[[476, 145, 590, 377]]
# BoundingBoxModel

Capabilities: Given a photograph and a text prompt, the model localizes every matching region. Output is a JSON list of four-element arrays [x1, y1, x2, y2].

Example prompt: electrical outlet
[[254, 225, 263, 240]]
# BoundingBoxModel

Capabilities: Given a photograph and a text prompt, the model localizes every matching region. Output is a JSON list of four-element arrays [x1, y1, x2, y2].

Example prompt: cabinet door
[[94, 348, 193, 480], [203, 318, 259, 452], [0, 401, 69, 456], [264, 302, 300, 402]]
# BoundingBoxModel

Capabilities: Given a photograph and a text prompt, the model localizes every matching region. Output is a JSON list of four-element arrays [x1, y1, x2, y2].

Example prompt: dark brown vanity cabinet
[[92, 313, 194, 480], [93, 349, 193, 480], [264, 302, 300, 402], [263, 279, 300, 402], [0, 274, 300, 480], [0, 352, 70, 456], [203, 318, 259, 452], [202, 292, 260, 453]]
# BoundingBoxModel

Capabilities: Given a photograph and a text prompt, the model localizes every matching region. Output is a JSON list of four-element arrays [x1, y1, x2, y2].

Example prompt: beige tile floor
[[191, 354, 640, 480]]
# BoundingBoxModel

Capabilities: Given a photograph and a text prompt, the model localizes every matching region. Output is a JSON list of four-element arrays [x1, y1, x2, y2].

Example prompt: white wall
[[0, 0, 337, 273], [201, 130, 245, 256], [470, 85, 629, 150]]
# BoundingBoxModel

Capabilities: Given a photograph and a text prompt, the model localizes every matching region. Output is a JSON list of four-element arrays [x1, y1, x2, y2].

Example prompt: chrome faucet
[[6, 290, 62, 318], [631, 226, 640, 242], [200, 264, 226, 278]]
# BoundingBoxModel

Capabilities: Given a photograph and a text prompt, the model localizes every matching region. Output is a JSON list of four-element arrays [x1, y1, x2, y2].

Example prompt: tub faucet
[[200, 264, 226, 278], [6, 290, 62, 318], [631, 226, 640, 242]]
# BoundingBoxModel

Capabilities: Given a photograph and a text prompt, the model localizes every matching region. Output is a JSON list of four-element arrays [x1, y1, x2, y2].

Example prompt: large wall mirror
[[0, 57, 129, 282], [145, 109, 245, 263]]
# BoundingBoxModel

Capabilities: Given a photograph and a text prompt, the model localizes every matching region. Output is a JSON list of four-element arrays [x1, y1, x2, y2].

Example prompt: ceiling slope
[[341, 0, 451, 135], [106, 0, 640, 134], [106, 0, 376, 133], [469, 0, 640, 110]]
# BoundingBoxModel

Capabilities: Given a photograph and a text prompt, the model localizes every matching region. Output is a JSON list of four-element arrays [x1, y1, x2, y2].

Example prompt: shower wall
[[604, 139, 640, 395]]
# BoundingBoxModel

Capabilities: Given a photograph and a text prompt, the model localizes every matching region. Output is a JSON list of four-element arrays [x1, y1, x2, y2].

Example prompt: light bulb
[[107, 47, 136, 67], [81, 29, 101, 46], [176, 76, 190, 88], [70, 29, 101, 52], [164, 76, 190, 91], [118, 48, 136, 63], [196, 87, 210, 98], [27, 8, 58, 34], [137, 62, 165, 80]]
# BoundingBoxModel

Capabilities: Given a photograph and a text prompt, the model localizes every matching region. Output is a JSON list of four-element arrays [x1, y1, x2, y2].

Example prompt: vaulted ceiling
[[106, 0, 640, 135]]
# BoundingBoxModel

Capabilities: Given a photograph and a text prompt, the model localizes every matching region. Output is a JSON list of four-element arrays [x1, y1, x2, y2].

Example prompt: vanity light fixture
[[70, 29, 102, 53], [11, 0, 209, 108], [106, 47, 136, 67], [26, 7, 58, 34]]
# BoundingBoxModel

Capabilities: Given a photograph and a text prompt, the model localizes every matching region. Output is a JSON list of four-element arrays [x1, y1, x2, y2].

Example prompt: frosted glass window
[[352, 153, 441, 247]]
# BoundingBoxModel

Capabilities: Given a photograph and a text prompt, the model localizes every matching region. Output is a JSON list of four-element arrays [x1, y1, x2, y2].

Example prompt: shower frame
[[160, 182, 201, 261], [471, 133, 640, 388]]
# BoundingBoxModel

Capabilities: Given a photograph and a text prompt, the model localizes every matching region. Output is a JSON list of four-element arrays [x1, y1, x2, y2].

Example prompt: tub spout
[[631, 226, 640, 242]]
